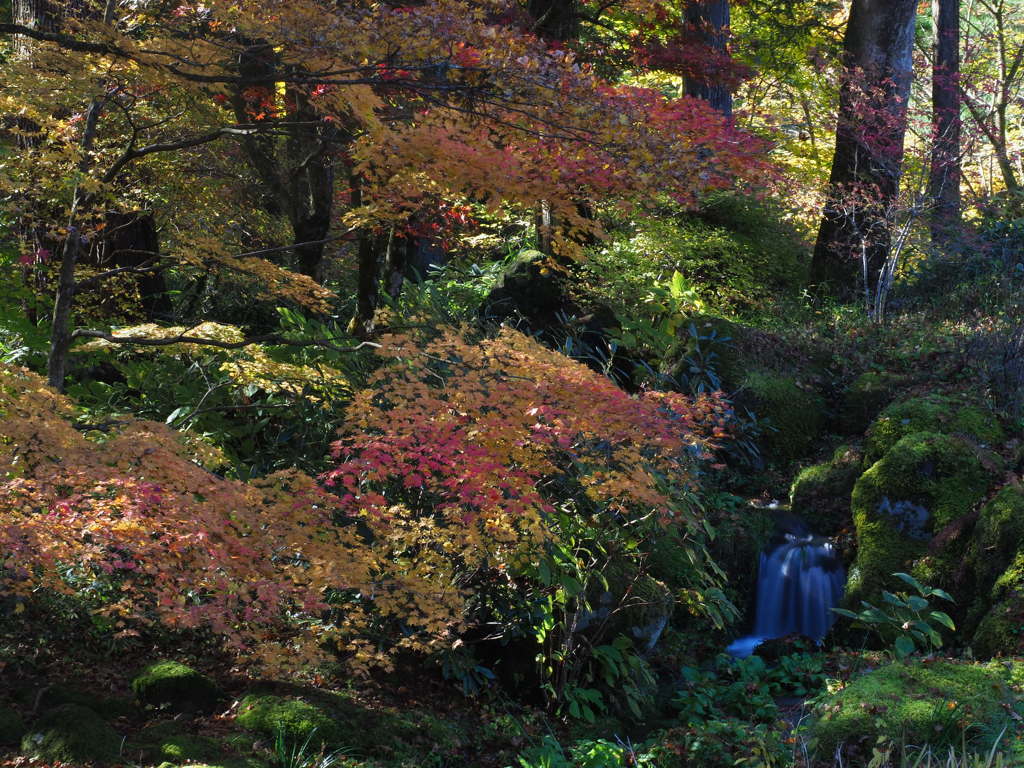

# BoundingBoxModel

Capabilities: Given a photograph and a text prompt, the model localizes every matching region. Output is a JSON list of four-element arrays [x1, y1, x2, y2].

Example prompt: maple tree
[[0, 325, 734, 677], [0, 0, 772, 370]]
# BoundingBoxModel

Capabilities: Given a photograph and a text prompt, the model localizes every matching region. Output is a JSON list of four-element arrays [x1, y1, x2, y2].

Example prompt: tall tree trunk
[[684, 0, 732, 116], [528, 0, 579, 42], [810, 0, 917, 300], [929, 0, 961, 247]]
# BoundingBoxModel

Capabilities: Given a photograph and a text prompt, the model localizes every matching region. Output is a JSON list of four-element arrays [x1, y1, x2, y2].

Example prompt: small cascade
[[727, 529, 845, 658]]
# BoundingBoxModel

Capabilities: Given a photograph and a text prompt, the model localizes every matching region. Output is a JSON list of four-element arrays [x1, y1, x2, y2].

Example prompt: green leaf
[[929, 611, 956, 631], [894, 635, 916, 659], [882, 591, 907, 608], [831, 608, 859, 619], [929, 588, 955, 603], [906, 595, 929, 612], [893, 572, 924, 593]]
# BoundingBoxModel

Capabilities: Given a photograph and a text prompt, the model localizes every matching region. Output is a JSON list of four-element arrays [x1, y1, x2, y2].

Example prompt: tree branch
[[71, 329, 380, 354]]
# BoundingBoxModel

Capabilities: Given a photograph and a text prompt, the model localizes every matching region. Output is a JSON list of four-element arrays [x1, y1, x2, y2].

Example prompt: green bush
[[578, 193, 808, 322]]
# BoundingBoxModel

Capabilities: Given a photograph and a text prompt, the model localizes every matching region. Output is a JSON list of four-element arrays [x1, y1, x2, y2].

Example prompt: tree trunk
[[95, 211, 170, 319], [527, 0, 579, 42], [47, 228, 78, 390], [929, 0, 961, 247], [810, 0, 918, 299], [684, 0, 732, 116]]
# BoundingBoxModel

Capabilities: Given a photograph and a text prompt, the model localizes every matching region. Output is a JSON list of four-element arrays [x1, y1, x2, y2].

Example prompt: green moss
[[133, 721, 222, 764], [840, 372, 905, 435], [847, 432, 997, 605], [236, 694, 341, 747], [0, 705, 24, 746], [738, 371, 826, 464], [20, 703, 121, 764], [236, 686, 465, 764], [864, 395, 1004, 465], [810, 660, 1024, 757], [131, 660, 221, 712], [789, 445, 862, 535], [972, 551, 1024, 657]]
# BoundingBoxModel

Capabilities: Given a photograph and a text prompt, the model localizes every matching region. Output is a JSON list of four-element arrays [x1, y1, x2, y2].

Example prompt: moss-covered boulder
[[839, 371, 905, 435], [972, 551, 1024, 658], [809, 660, 1024, 759], [132, 660, 222, 712], [236, 694, 341, 747], [38, 684, 135, 718], [736, 371, 826, 465], [0, 705, 25, 746], [20, 703, 121, 764], [864, 395, 1004, 465], [790, 445, 862, 536], [958, 486, 1024, 628], [847, 432, 998, 605], [133, 721, 223, 764]]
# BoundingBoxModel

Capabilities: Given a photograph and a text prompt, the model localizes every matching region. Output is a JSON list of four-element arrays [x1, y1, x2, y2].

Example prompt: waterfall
[[726, 531, 845, 658]]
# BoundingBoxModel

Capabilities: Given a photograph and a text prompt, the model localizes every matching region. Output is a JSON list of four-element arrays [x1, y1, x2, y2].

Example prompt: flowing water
[[726, 530, 845, 658]]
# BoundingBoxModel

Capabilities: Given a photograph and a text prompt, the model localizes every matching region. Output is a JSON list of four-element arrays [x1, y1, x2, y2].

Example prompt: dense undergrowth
[[3, 193, 1024, 768]]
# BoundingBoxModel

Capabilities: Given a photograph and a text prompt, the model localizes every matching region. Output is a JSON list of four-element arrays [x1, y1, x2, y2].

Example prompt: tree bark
[[810, 0, 918, 299], [684, 0, 733, 116], [527, 0, 579, 42], [929, 0, 961, 247]]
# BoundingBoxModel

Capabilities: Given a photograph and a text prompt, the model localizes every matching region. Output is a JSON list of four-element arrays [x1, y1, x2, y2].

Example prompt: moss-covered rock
[[37, 684, 135, 719], [133, 721, 223, 764], [236, 694, 341, 747], [959, 486, 1024, 629], [789, 445, 862, 535], [839, 371, 905, 435], [0, 705, 25, 746], [809, 660, 1024, 758], [864, 395, 1004, 465], [20, 703, 121, 763], [131, 660, 222, 712], [972, 551, 1024, 658], [736, 371, 826, 465], [847, 432, 997, 605]]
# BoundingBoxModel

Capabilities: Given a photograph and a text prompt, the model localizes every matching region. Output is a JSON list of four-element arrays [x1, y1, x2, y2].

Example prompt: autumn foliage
[[0, 327, 731, 672]]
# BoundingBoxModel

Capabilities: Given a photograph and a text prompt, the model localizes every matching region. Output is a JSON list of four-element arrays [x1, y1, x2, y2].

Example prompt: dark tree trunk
[[231, 46, 337, 283], [95, 211, 170, 319], [684, 0, 732, 116], [929, 0, 961, 247], [527, 0, 579, 42], [810, 0, 917, 299], [285, 87, 335, 283]]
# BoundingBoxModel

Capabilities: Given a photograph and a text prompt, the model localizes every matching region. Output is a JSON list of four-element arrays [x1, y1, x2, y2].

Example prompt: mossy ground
[[809, 660, 1024, 760], [839, 371, 905, 435], [20, 703, 122, 764], [738, 371, 826, 465]]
